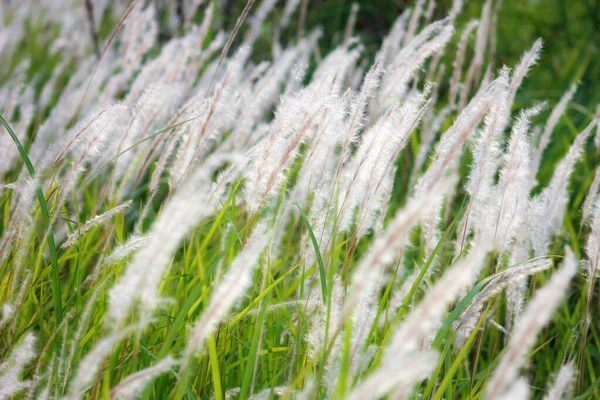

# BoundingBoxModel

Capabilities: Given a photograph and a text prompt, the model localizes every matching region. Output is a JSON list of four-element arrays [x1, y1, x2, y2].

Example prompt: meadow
[[1, 0, 599, 399]]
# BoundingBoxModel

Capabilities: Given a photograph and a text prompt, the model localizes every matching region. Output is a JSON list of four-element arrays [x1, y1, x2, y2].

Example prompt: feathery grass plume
[[342, 176, 455, 322], [243, 66, 340, 213], [227, 37, 317, 152], [411, 104, 452, 187], [415, 73, 505, 194], [311, 44, 362, 95], [531, 119, 597, 257], [544, 361, 575, 400], [507, 38, 542, 103], [403, 0, 427, 45], [582, 166, 600, 222], [110, 356, 178, 399], [108, 154, 240, 323], [61, 284, 105, 393], [25, 311, 73, 399], [0, 333, 37, 398], [280, 0, 301, 28], [338, 89, 431, 235], [343, 3, 360, 44], [586, 198, 600, 280], [0, 83, 34, 176], [497, 105, 544, 327], [422, 61, 444, 127], [494, 104, 544, 251], [306, 276, 345, 386], [341, 56, 384, 164], [118, 1, 158, 80], [416, 74, 504, 256], [292, 94, 348, 210], [34, 357, 55, 400], [424, 0, 436, 22], [53, 104, 129, 198], [0, 303, 14, 329], [583, 197, 600, 346], [169, 47, 248, 189], [244, 0, 277, 47], [110, 84, 175, 192], [2, 0, 600, 397], [377, 9, 411, 63], [448, 20, 478, 108], [456, 258, 553, 346], [378, 18, 454, 111], [66, 325, 140, 400], [485, 247, 578, 399], [594, 105, 600, 148], [386, 238, 490, 359], [458, 0, 491, 110], [9, 269, 32, 329], [497, 378, 530, 400], [462, 67, 510, 242], [57, 317, 71, 395], [60, 200, 132, 249], [532, 84, 578, 178], [102, 234, 151, 266], [183, 223, 269, 364], [1, 178, 37, 276], [346, 351, 438, 400]]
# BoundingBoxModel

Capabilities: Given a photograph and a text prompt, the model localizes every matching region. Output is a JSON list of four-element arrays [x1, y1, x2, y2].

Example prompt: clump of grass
[[0, 0, 599, 399]]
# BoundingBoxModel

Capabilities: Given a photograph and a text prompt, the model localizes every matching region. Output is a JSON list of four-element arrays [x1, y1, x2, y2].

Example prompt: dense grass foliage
[[1, 1, 599, 399]]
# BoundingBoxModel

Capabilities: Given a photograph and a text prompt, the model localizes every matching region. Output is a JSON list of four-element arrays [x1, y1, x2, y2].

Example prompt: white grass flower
[[102, 234, 151, 266], [458, 0, 491, 110], [463, 67, 510, 241], [387, 239, 490, 357], [0, 333, 37, 399], [531, 119, 597, 256], [448, 20, 478, 108], [0, 303, 14, 329], [496, 377, 530, 400], [544, 361, 575, 400], [346, 351, 438, 400], [582, 166, 600, 223], [109, 155, 239, 323], [66, 326, 140, 400], [507, 39, 542, 103], [485, 247, 578, 399], [532, 84, 578, 177], [494, 104, 544, 251], [61, 200, 132, 249], [456, 258, 553, 345], [378, 18, 454, 111], [110, 356, 178, 399], [183, 223, 269, 363], [342, 176, 455, 321]]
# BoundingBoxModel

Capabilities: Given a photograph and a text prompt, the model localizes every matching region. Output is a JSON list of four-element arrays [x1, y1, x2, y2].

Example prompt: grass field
[[1, 0, 600, 399]]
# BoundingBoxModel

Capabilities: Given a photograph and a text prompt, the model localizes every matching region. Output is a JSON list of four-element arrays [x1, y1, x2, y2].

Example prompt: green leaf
[[296, 203, 328, 304], [0, 113, 62, 323]]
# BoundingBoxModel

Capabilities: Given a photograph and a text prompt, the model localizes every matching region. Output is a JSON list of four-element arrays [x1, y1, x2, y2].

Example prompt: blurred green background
[[215, 0, 600, 221]]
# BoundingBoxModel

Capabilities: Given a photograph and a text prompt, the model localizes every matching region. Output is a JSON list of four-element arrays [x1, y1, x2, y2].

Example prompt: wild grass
[[0, 0, 599, 399]]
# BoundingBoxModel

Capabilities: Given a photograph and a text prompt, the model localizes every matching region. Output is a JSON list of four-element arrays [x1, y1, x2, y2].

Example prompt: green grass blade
[[240, 294, 269, 400], [295, 203, 327, 304], [0, 113, 63, 323], [207, 334, 224, 400], [431, 304, 491, 400]]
